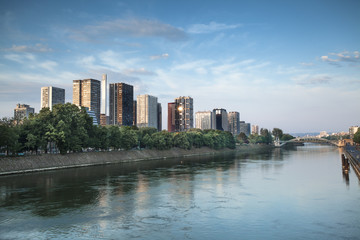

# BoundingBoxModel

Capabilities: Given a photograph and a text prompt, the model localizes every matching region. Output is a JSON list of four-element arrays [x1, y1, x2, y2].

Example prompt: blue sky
[[1, 0, 359, 133]]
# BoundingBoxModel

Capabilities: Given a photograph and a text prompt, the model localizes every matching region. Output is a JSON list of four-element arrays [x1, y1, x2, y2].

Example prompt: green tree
[[187, 130, 204, 148], [260, 128, 272, 144], [281, 133, 295, 141], [173, 132, 191, 149], [272, 128, 283, 141], [237, 132, 249, 144], [108, 126, 121, 149], [138, 127, 158, 148], [0, 118, 20, 155], [354, 129, 360, 144], [151, 131, 173, 150], [119, 126, 138, 150]]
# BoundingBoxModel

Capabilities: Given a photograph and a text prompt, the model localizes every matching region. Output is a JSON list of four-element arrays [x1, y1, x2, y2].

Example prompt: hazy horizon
[[1, 0, 359, 133]]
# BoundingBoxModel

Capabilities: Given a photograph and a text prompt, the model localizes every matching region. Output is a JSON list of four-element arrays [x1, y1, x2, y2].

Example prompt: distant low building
[[251, 125, 259, 135], [14, 103, 34, 120], [240, 121, 251, 136]]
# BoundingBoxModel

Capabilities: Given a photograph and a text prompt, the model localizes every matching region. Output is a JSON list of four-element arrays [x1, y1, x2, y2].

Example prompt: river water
[[1, 144, 360, 239]]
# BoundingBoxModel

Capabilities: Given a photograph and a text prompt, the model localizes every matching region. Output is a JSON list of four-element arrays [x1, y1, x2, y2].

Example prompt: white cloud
[[3, 43, 52, 52], [292, 74, 332, 85], [38, 60, 58, 71], [321, 51, 360, 64], [188, 21, 242, 34], [123, 68, 156, 76], [150, 53, 169, 60], [3, 53, 57, 71], [70, 18, 187, 42]]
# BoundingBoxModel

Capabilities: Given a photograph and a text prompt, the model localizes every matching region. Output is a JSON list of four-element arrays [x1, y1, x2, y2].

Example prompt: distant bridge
[[275, 137, 344, 147]]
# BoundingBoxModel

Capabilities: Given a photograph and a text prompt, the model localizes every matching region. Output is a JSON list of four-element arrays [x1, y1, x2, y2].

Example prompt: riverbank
[[0, 145, 273, 176], [345, 145, 360, 179]]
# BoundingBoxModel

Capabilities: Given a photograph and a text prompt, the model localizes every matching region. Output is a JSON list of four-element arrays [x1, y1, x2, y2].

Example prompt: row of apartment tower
[[15, 74, 255, 135], [38, 75, 163, 131]]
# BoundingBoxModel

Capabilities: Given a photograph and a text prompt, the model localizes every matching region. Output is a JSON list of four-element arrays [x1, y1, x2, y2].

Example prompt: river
[[1, 144, 360, 239]]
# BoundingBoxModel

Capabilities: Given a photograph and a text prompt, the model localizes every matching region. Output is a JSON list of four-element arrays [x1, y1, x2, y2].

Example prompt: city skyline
[[0, 0, 359, 133]]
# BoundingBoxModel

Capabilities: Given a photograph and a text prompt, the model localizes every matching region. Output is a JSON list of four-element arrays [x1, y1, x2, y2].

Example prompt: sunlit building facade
[[41, 86, 65, 111], [195, 111, 213, 130], [137, 94, 158, 129], [73, 79, 101, 123]]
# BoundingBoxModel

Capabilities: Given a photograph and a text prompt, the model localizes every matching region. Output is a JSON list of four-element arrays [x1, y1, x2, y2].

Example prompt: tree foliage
[[354, 129, 360, 144]]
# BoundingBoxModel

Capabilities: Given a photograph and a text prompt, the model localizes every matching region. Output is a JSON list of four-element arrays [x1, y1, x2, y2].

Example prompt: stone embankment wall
[[0, 147, 240, 176]]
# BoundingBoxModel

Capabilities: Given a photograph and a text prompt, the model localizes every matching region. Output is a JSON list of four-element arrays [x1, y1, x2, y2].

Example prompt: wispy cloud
[[123, 68, 156, 76], [321, 51, 360, 65], [69, 18, 188, 42], [3, 53, 57, 71], [188, 21, 242, 34], [292, 74, 332, 85], [2, 44, 52, 52], [150, 53, 169, 60]]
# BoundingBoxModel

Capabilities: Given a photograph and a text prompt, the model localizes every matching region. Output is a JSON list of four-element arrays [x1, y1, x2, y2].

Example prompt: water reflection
[[0, 150, 273, 219], [2, 145, 359, 240]]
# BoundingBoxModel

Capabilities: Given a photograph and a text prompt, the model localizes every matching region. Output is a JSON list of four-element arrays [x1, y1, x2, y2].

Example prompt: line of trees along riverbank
[[1, 103, 295, 156], [1, 103, 238, 155]]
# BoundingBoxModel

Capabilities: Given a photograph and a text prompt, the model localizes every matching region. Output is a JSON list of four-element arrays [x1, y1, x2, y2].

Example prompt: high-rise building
[[100, 74, 108, 126], [101, 74, 107, 115], [133, 100, 137, 126], [212, 108, 228, 131], [228, 111, 240, 135], [168, 102, 176, 132], [109, 83, 133, 126], [195, 111, 213, 130], [14, 104, 34, 120], [157, 103, 162, 131], [240, 121, 251, 136], [73, 79, 101, 123], [137, 94, 158, 128], [252, 125, 259, 135], [175, 96, 193, 132], [41, 86, 65, 111]]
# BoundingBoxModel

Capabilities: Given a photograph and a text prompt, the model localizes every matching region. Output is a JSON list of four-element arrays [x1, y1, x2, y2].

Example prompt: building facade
[[168, 102, 176, 132], [73, 79, 101, 123], [228, 111, 240, 135], [109, 83, 133, 126], [137, 94, 158, 128], [175, 96, 193, 132], [251, 125, 259, 135], [157, 103, 162, 131], [41, 86, 65, 111], [240, 121, 251, 136], [212, 108, 228, 131], [195, 111, 213, 130], [133, 100, 137, 126], [14, 104, 34, 120]]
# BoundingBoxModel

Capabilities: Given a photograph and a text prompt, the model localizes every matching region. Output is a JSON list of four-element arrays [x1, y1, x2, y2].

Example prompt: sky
[[0, 0, 359, 133]]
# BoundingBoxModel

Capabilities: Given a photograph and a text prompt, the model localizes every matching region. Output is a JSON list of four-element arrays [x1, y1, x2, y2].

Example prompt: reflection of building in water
[[135, 174, 150, 214], [169, 173, 194, 208]]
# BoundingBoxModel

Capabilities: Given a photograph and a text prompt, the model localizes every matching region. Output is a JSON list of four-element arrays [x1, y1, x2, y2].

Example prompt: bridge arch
[[278, 137, 341, 147]]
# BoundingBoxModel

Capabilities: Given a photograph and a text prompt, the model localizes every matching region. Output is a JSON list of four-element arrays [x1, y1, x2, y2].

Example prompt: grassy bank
[[0, 145, 272, 176]]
